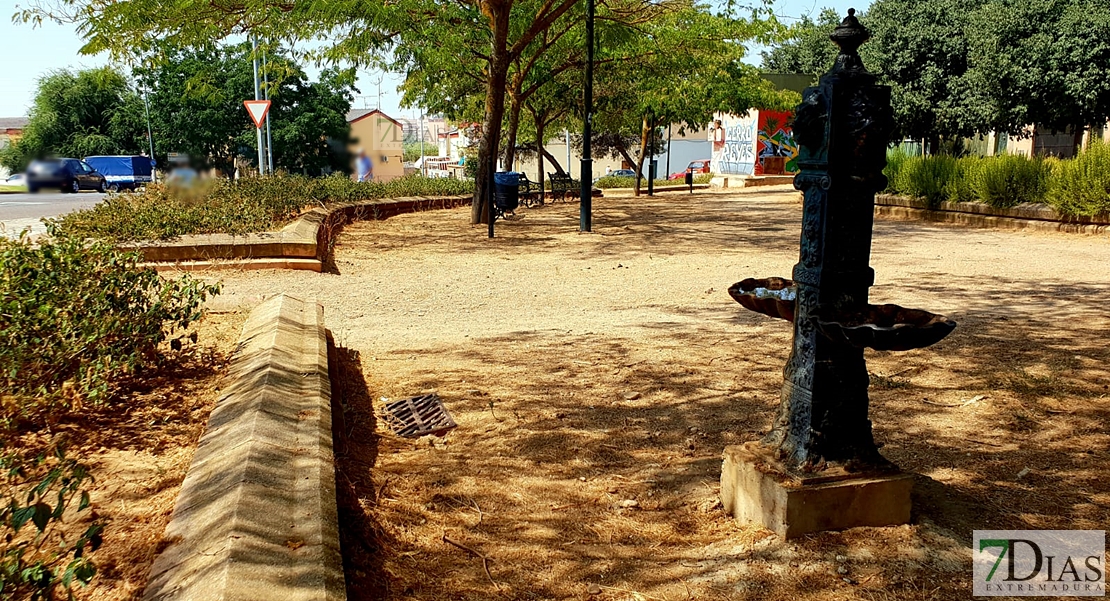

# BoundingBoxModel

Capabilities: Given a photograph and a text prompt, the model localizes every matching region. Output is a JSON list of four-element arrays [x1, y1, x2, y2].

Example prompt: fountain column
[[720, 10, 955, 538]]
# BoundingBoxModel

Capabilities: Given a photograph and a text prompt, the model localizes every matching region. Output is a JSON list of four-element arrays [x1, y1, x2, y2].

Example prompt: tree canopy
[[135, 43, 356, 176], [760, 0, 1110, 149], [0, 67, 146, 172]]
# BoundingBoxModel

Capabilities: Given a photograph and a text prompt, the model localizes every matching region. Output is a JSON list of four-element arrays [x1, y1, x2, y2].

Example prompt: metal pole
[[488, 151, 495, 238], [251, 37, 265, 176], [420, 113, 425, 176], [579, 0, 594, 232], [565, 128, 571, 176], [648, 115, 655, 196], [666, 124, 672, 178], [142, 87, 156, 182], [262, 44, 274, 174]]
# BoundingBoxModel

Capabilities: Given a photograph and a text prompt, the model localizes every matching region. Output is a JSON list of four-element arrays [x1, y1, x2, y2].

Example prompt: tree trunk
[[503, 90, 523, 170], [472, 0, 512, 225], [633, 114, 650, 197], [540, 147, 565, 175]]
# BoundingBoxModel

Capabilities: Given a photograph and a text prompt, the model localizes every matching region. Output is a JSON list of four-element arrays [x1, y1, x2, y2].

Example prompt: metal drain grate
[[383, 394, 457, 438]]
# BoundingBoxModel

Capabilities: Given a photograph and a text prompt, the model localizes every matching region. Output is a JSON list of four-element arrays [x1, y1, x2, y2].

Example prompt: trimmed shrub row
[[884, 142, 1110, 216], [54, 174, 475, 242], [593, 173, 713, 189]]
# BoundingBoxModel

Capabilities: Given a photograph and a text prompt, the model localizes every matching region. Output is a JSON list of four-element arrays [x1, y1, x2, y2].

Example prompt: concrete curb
[[143, 294, 344, 601], [130, 194, 473, 268], [875, 194, 1110, 234], [874, 204, 1110, 235]]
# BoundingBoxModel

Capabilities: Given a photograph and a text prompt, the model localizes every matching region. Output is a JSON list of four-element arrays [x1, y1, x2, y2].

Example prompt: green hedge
[[593, 173, 713, 189], [55, 173, 474, 242], [884, 143, 1110, 216]]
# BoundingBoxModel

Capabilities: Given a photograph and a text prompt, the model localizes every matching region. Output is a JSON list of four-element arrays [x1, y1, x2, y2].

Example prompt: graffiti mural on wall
[[710, 113, 757, 175], [755, 110, 798, 175]]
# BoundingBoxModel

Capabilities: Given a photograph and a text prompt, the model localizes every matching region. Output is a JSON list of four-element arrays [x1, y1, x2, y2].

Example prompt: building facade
[[346, 109, 405, 182]]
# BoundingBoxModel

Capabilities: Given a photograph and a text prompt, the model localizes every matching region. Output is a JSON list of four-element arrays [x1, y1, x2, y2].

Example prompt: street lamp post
[[579, 0, 595, 232]]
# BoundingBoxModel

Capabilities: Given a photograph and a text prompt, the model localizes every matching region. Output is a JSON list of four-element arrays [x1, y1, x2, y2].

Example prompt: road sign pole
[[252, 37, 265, 176], [262, 45, 274, 174]]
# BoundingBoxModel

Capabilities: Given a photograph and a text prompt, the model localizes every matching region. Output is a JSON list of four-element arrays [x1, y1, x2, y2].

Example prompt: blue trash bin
[[493, 171, 520, 212]]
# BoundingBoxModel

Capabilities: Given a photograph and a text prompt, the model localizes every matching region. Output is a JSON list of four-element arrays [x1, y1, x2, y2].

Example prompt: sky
[[0, 0, 868, 120]]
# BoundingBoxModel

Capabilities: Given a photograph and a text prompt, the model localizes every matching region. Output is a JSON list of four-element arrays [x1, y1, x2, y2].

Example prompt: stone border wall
[[133, 194, 473, 269], [143, 294, 344, 601], [875, 194, 1110, 234]]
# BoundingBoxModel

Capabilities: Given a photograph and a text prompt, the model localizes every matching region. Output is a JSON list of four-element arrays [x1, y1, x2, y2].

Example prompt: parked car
[[593, 168, 638, 183], [83, 155, 155, 191], [669, 159, 711, 180], [4, 173, 25, 186], [26, 158, 107, 193]]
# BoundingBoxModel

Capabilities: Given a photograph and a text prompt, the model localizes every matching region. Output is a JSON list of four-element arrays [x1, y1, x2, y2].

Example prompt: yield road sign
[[244, 100, 271, 129]]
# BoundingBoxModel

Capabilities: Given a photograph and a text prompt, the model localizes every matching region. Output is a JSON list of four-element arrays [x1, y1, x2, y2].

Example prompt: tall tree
[[133, 43, 355, 176], [0, 67, 145, 172], [965, 0, 1110, 137], [760, 9, 841, 77]]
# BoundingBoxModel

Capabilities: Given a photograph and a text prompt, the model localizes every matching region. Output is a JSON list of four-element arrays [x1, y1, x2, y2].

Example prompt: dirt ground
[[5, 311, 245, 601], [204, 187, 1110, 601]]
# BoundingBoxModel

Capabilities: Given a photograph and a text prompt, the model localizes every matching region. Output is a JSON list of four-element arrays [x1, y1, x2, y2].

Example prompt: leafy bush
[[1046, 141, 1110, 216], [593, 173, 712, 189], [944, 157, 981, 204], [56, 173, 475, 242], [883, 147, 910, 195], [2, 440, 103, 600], [898, 155, 960, 208], [0, 227, 219, 427], [970, 153, 1048, 208]]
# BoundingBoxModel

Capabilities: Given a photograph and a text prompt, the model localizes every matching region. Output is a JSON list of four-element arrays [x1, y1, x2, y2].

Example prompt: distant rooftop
[[0, 117, 29, 130], [346, 109, 402, 128]]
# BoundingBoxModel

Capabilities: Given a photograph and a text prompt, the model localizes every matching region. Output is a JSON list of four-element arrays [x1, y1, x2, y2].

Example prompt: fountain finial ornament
[[829, 7, 871, 74]]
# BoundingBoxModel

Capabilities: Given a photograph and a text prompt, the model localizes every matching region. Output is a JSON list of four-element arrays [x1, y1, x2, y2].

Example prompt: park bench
[[518, 174, 543, 208], [548, 172, 574, 202], [493, 172, 542, 219]]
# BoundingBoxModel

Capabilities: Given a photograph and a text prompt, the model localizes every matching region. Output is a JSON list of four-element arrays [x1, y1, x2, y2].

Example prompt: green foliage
[[0, 228, 219, 426], [56, 174, 475, 242], [403, 141, 426, 163], [0, 68, 146, 173], [760, 8, 841, 76], [593, 173, 713, 189], [1046, 141, 1110, 216], [134, 43, 356, 176], [895, 155, 961, 208], [883, 148, 1110, 215], [1, 440, 103, 600], [970, 154, 1048, 207]]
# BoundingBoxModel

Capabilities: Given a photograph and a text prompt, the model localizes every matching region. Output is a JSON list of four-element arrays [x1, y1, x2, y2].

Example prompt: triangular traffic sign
[[243, 100, 271, 129]]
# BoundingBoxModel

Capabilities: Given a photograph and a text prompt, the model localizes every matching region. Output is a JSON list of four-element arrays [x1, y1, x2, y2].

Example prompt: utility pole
[[419, 113, 425, 176], [251, 37, 265, 176], [262, 44, 274, 175], [579, 0, 595, 232]]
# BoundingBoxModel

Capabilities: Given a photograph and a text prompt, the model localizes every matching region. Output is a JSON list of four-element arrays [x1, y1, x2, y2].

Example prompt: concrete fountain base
[[720, 442, 913, 539]]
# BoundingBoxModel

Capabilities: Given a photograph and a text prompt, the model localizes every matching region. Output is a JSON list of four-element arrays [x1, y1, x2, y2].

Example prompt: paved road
[[0, 191, 103, 236]]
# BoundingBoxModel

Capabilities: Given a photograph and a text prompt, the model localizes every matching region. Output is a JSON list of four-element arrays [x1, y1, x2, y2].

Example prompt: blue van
[[83, 155, 156, 191]]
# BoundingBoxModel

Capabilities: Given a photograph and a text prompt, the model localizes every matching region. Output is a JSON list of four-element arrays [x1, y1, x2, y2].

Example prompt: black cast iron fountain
[[721, 9, 956, 537]]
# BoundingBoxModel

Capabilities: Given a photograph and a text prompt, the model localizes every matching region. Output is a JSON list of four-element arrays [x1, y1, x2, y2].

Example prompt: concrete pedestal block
[[720, 442, 913, 539]]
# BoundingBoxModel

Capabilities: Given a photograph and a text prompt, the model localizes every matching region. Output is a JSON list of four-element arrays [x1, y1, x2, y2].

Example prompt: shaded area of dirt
[[5, 311, 245, 601], [214, 188, 1109, 600]]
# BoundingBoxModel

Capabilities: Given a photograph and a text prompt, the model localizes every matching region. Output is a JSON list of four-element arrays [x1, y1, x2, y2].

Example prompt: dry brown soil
[[203, 187, 1109, 601], [7, 312, 244, 601]]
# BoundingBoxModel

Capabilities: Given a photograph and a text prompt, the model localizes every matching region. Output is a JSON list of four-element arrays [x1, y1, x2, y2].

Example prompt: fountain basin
[[812, 304, 956, 351], [729, 277, 797, 322]]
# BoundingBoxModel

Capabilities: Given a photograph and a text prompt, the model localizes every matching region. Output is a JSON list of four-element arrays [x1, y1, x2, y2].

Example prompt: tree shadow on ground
[[314, 192, 1108, 600]]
